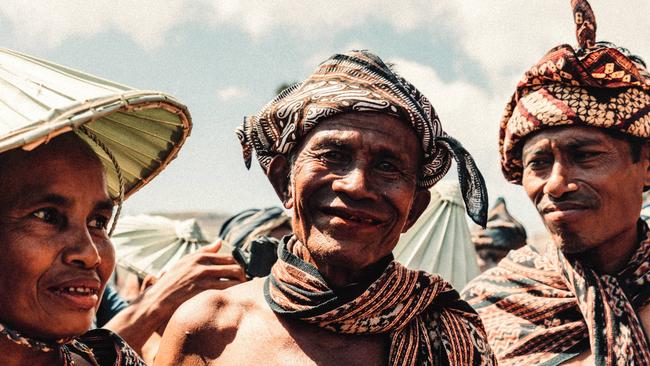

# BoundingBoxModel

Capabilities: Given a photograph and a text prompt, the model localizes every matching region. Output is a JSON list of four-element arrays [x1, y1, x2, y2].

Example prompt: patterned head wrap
[[237, 50, 488, 226], [499, 0, 650, 183]]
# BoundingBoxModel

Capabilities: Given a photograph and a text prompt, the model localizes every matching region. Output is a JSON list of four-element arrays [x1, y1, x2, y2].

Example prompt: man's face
[[286, 112, 429, 272], [521, 126, 650, 254], [0, 134, 115, 339]]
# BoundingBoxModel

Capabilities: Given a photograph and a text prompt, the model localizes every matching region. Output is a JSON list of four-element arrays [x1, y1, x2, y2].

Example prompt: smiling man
[[156, 50, 495, 366], [461, 1, 650, 365]]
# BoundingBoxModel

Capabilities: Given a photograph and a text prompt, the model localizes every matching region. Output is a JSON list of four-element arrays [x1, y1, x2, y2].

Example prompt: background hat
[[112, 215, 209, 278], [498, 0, 650, 183], [393, 181, 480, 289], [472, 197, 527, 251], [0, 48, 191, 201]]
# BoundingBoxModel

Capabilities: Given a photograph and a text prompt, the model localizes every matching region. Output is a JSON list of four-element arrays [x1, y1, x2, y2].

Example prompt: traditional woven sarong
[[265, 237, 496, 366], [462, 222, 650, 365]]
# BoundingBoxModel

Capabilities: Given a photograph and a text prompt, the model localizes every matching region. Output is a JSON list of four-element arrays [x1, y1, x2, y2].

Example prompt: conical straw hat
[[0, 48, 191, 200], [112, 214, 209, 278]]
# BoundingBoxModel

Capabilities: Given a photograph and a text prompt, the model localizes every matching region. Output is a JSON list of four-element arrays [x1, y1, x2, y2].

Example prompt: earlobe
[[403, 188, 431, 233], [267, 155, 293, 208]]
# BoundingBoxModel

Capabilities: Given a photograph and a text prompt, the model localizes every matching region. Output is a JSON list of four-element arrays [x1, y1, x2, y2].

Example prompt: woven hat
[[499, 0, 650, 183], [112, 215, 209, 278], [0, 48, 192, 203]]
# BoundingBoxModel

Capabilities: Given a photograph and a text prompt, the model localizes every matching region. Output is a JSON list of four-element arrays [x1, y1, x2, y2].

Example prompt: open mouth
[[321, 207, 382, 225], [48, 281, 101, 310], [53, 287, 99, 296]]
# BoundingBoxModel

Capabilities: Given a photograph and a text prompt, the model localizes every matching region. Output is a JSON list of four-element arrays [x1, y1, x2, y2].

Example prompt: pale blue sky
[[1, 1, 648, 235]]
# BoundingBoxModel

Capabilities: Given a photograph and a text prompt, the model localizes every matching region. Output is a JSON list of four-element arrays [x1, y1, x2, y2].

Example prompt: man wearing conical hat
[[462, 1, 650, 365], [157, 50, 496, 365]]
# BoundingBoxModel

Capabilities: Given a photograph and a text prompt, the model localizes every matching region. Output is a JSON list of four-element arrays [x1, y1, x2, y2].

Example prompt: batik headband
[[499, 0, 650, 183], [237, 50, 488, 226]]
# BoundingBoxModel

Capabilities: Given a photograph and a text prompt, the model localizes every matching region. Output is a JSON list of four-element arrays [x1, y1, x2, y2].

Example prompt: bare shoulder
[[155, 280, 264, 365]]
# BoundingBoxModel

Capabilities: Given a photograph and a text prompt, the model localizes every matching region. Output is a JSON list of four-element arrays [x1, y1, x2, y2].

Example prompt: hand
[[143, 241, 246, 325]]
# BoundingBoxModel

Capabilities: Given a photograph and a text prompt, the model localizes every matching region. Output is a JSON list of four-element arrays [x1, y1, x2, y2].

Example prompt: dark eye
[[32, 208, 65, 227], [321, 150, 346, 163], [376, 161, 399, 173], [525, 157, 550, 170], [88, 216, 110, 231], [574, 151, 600, 161]]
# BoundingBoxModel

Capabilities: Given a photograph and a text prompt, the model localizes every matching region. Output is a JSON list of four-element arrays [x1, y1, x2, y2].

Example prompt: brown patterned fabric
[[265, 237, 496, 366], [499, 0, 650, 183], [237, 50, 488, 226], [462, 222, 650, 366]]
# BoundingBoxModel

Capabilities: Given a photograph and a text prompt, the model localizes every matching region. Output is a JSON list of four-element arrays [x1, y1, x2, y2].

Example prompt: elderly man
[[462, 1, 650, 365], [157, 50, 495, 365]]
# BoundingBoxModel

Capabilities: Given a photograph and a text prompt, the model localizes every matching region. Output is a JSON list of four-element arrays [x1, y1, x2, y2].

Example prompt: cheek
[[99, 240, 116, 280]]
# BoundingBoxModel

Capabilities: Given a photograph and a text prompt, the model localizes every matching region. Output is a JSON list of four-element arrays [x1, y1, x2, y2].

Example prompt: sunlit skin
[[275, 112, 431, 287], [0, 134, 115, 366], [521, 126, 650, 365], [521, 126, 650, 273], [155, 112, 431, 366]]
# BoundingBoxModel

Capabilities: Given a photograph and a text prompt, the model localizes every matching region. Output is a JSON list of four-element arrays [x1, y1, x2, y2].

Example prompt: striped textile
[[462, 222, 650, 365], [265, 237, 496, 366]]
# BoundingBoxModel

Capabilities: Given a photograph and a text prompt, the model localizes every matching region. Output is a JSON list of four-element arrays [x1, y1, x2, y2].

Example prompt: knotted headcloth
[[499, 0, 650, 183], [237, 50, 488, 226]]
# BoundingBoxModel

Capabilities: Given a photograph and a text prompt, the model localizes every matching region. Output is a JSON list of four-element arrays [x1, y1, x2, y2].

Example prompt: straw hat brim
[[0, 48, 191, 200]]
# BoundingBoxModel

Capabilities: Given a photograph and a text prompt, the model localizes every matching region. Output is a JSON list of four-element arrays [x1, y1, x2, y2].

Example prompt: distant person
[[462, 1, 650, 364], [471, 197, 526, 272], [219, 206, 292, 278], [156, 50, 495, 365]]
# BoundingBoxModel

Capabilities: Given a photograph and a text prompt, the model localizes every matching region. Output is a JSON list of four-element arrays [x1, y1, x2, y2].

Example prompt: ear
[[641, 143, 650, 189], [267, 155, 294, 209], [402, 188, 431, 233]]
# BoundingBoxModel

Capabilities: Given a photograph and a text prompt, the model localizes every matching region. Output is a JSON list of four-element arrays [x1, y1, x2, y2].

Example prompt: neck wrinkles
[[286, 236, 393, 292]]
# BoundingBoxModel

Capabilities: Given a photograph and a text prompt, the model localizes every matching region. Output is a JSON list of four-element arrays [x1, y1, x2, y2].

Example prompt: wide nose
[[62, 225, 102, 269], [543, 160, 578, 198], [332, 166, 380, 201]]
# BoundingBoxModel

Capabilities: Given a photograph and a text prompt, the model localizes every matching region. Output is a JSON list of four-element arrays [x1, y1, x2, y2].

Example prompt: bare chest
[[212, 308, 388, 366]]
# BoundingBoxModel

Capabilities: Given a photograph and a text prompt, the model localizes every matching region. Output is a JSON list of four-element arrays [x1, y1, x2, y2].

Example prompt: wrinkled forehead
[[0, 133, 108, 200], [298, 111, 423, 161]]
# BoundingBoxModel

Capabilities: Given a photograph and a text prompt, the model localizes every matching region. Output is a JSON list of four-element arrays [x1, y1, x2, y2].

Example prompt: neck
[[565, 221, 644, 274], [289, 239, 391, 289], [0, 336, 61, 366]]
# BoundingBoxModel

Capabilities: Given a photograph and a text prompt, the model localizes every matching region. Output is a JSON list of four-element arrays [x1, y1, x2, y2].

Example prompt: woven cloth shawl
[[237, 50, 488, 226], [0, 324, 145, 365], [265, 237, 496, 366], [499, 0, 650, 183], [462, 221, 650, 365]]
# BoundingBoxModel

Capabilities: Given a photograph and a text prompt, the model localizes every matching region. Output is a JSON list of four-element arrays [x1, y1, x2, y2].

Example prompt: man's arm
[[103, 242, 245, 353], [155, 290, 237, 366]]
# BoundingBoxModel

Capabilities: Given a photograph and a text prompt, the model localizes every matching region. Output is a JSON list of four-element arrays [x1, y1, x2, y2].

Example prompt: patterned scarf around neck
[[264, 237, 496, 366], [462, 221, 650, 365], [0, 321, 144, 365]]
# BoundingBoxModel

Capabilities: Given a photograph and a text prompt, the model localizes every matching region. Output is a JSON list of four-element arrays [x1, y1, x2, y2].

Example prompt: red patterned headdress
[[499, 0, 650, 183]]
